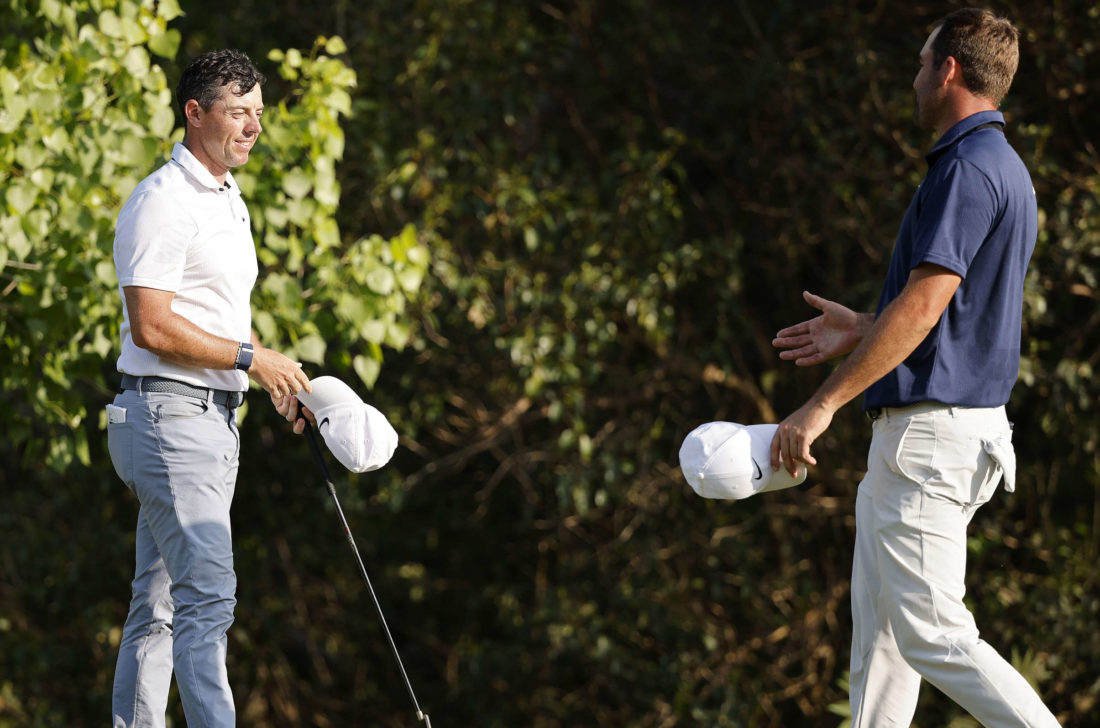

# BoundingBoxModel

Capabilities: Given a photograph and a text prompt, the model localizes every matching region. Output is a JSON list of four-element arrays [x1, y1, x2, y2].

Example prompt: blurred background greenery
[[2, 0, 1098, 725]]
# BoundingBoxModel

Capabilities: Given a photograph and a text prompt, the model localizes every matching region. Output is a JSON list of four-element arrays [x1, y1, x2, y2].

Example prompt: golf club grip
[[301, 419, 334, 484]]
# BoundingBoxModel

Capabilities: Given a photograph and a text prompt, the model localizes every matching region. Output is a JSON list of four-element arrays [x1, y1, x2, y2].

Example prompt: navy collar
[[926, 110, 1005, 164]]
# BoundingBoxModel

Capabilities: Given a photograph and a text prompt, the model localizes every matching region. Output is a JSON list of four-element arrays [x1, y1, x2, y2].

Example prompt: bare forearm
[[854, 312, 875, 339], [771, 265, 961, 473], [834, 311, 877, 357], [124, 286, 309, 397], [809, 268, 960, 413], [812, 303, 933, 412], [133, 311, 241, 370]]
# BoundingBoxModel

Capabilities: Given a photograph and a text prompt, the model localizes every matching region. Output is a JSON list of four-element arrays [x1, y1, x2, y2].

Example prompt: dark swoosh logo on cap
[[751, 457, 764, 481]]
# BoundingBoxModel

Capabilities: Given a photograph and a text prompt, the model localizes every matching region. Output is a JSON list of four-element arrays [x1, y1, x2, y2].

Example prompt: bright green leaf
[[295, 334, 326, 364], [360, 319, 386, 343], [325, 36, 347, 55], [122, 46, 151, 77], [281, 169, 312, 200], [364, 267, 395, 295], [396, 266, 424, 293], [150, 107, 175, 138], [0, 95, 28, 133], [314, 218, 340, 249], [155, 0, 185, 21], [98, 10, 123, 38], [6, 181, 38, 215], [353, 354, 381, 389], [148, 29, 181, 60]]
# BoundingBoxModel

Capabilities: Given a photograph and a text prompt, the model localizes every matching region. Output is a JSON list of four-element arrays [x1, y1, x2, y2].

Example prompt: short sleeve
[[113, 190, 195, 292], [910, 159, 997, 278]]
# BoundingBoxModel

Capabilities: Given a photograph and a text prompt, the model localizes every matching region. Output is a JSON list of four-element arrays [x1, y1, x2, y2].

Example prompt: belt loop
[[136, 375, 144, 396]]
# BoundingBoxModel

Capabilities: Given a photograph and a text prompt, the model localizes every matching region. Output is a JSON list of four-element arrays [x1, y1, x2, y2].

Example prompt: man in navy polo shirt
[[770, 9, 1060, 727]]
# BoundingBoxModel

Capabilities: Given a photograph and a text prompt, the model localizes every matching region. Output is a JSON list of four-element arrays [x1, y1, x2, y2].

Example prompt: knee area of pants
[[885, 603, 932, 652], [888, 610, 979, 663], [173, 591, 237, 616], [171, 563, 236, 598]]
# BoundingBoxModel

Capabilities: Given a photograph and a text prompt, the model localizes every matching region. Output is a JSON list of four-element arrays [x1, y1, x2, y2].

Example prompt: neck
[[935, 96, 998, 138], [181, 137, 229, 185]]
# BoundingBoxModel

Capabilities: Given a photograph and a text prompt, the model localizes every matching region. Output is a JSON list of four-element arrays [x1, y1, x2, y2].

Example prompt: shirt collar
[[170, 142, 238, 192], [925, 110, 1005, 164]]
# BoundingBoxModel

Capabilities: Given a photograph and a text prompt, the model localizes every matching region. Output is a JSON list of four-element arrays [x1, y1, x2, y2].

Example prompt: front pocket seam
[[153, 398, 210, 422]]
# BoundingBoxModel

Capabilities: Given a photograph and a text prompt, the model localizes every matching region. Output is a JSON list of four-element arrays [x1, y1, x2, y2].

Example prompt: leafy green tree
[[1, 1, 424, 724], [0, 0, 425, 471]]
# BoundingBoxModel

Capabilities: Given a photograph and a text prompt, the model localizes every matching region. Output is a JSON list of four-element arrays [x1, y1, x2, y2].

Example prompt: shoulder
[[924, 154, 996, 200], [953, 129, 1029, 180], [930, 131, 1030, 195], [120, 162, 197, 224]]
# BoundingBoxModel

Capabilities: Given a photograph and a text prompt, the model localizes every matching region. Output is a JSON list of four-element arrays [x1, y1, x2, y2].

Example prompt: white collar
[[170, 142, 238, 192]]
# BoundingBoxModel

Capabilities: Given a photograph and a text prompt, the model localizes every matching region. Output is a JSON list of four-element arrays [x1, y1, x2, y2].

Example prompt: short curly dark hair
[[175, 49, 265, 120]]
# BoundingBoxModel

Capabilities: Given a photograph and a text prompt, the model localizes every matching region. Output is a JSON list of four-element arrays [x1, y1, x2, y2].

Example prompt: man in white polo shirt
[[106, 49, 310, 728]]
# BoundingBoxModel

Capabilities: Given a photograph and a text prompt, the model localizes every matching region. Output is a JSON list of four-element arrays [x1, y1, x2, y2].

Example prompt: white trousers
[[849, 403, 1060, 728]]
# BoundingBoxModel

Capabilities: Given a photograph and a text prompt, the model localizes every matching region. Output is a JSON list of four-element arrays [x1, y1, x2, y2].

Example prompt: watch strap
[[235, 342, 254, 371]]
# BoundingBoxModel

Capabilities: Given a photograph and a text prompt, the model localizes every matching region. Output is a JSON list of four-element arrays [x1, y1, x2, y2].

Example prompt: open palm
[[772, 291, 867, 366]]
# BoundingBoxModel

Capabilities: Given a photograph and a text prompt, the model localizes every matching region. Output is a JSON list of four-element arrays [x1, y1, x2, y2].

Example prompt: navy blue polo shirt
[[864, 111, 1037, 410]]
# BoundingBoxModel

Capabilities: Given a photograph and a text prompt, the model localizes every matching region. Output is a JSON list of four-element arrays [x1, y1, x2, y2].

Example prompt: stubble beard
[[913, 85, 947, 133]]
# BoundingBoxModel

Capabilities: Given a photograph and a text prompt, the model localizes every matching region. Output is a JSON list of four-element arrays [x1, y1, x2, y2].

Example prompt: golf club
[[300, 416, 432, 727]]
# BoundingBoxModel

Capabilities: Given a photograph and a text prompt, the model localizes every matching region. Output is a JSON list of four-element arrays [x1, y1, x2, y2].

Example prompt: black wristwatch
[[235, 342, 254, 371]]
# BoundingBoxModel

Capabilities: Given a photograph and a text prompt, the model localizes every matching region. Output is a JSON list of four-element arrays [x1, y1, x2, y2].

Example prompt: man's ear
[[939, 55, 963, 89], [183, 98, 204, 128]]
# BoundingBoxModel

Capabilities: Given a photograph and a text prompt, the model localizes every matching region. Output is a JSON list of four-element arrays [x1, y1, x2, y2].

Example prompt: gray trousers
[[108, 387, 241, 728]]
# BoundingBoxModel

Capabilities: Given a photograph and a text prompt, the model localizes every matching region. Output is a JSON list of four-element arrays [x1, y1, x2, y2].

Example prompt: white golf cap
[[678, 422, 807, 500], [296, 376, 399, 473]]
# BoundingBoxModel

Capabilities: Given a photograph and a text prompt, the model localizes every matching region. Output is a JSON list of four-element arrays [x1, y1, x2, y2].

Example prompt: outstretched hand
[[772, 291, 866, 366]]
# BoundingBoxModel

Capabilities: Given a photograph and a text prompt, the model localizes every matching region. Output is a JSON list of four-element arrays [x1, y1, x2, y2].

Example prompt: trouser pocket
[[107, 406, 135, 490], [980, 435, 1016, 495], [889, 411, 1011, 510]]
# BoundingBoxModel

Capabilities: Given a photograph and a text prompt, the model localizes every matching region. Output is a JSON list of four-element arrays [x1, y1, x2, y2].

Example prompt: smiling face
[[183, 83, 264, 183]]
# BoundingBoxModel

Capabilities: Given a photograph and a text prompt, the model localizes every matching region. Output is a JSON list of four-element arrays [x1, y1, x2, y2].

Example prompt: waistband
[[119, 374, 245, 409], [866, 401, 999, 421]]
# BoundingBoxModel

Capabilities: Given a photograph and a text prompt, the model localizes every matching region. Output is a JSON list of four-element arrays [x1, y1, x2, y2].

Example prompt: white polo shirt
[[114, 143, 258, 391]]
